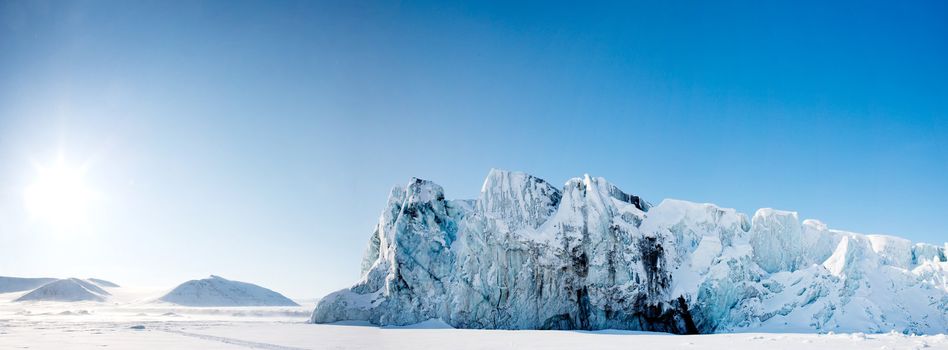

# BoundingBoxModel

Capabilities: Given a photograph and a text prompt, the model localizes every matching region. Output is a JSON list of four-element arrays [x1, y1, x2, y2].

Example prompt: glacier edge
[[312, 169, 948, 334]]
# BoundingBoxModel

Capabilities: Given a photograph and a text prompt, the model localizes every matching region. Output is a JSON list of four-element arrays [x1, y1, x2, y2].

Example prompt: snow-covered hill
[[158, 275, 299, 307], [313, 169, 948, 334], [15, 278, 112, 302], [88, 278, 120, 288], [0, 276, 57, 293]]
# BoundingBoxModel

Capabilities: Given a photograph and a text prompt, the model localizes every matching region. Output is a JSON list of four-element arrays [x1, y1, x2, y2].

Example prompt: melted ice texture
[[313, 169, 948, 334]]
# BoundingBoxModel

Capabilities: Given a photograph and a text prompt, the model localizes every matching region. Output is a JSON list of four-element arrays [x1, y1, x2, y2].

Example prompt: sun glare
[[23, 157, 97, 227]]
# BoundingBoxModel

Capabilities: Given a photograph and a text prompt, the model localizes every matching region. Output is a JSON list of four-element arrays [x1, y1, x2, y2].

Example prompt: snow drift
[[15, 278, 111, 302], [158, 275, 299, 307], [312, 169, 948, 334]]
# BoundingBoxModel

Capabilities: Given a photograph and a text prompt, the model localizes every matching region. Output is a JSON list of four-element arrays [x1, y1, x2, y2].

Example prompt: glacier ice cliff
[[312, 170, 948, 334]]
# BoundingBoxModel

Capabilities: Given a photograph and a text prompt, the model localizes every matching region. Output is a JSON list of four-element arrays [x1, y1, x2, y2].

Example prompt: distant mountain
[[158, 275, 299, 307], [87, 278, 120, 288], [313, 169, 948, 334], [0, 276, 57, 293], [15, 278, 111, 302]]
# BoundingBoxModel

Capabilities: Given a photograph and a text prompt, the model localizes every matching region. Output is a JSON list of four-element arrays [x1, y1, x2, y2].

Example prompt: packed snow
[[0, 280, 944, 349], [158, 275, 300, 307], [1, 300, 946, 350], [315, 169, 948, 334]]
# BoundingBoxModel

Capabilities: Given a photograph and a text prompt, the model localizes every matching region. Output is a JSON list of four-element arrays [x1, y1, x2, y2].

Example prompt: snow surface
[[1, 300, 946, 350], [0, 284, 316, 349], [314, 169, 948, 334], [158, 275, 300, 307], [0, 283, 943, 349]]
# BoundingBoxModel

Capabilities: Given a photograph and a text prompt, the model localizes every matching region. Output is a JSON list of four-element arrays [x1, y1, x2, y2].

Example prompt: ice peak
[[823, 234, 879, 277], [482, 169, 531, 192], [478, 169, 561, 230], [405, 177, 445, 203], [752, 208, 799, 221], [564, 174, 650, 211], [388, 185, 406, 199], [802, 219, 828, 231]]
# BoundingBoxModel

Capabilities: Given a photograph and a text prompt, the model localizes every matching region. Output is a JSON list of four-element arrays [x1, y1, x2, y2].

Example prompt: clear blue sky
[[1, 0, 945, 298]]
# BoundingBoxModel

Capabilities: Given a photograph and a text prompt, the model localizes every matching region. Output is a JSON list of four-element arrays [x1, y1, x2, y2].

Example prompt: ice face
[[313, 169, 948, 334], [868, 235, 914, 269], [912, 243, 947, 264], [477, 169, 561, 231], [750, 209, 805, 273]]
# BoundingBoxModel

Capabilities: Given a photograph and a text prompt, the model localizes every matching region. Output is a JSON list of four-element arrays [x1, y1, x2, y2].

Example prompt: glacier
[[312, 169, 948, 334]]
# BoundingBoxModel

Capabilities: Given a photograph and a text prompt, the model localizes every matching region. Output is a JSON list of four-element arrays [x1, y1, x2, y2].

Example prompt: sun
[[23, 156, 97, 226]]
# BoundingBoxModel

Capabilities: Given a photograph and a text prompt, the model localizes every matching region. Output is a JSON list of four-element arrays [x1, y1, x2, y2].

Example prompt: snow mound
[[313, 169, 948, 334], [14, 278, 111, 302], [158, 275, 299, 307], [0, 276, 57, 293]]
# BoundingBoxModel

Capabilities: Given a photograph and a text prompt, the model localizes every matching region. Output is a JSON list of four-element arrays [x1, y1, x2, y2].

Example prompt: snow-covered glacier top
[[477, 169, 561, 231], [313, 169, 948, 334]]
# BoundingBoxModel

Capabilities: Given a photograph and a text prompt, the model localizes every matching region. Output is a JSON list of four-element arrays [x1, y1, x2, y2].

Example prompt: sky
[[0, 0, 946, 299]]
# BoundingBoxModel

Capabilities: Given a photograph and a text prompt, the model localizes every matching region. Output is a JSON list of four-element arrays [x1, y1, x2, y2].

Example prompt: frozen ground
[[2, 289, 946, 350], [4, 318, 947, 349]]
